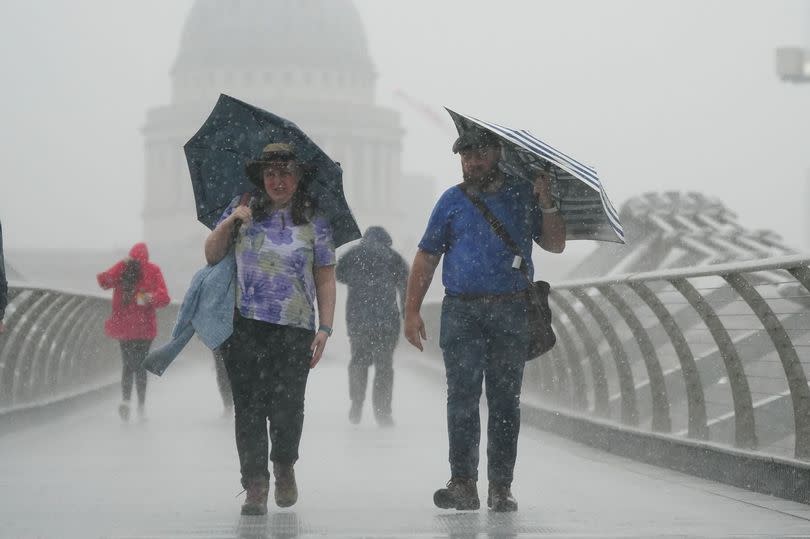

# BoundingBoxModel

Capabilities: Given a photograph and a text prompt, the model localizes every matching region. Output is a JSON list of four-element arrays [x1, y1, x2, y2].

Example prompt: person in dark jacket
[[0, 219, 7, 334], [97, 242, 170, 421], [336, 226, 408, 426]]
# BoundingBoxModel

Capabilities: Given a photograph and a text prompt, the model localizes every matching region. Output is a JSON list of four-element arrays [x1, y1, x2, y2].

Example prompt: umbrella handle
[[231, 219, 242, 242], [230, 192, 252, 242]]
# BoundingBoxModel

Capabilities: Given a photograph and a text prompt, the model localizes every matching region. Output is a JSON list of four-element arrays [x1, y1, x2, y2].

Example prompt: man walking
[[336, 226, 408, 426], [404, 128, 565, 512]]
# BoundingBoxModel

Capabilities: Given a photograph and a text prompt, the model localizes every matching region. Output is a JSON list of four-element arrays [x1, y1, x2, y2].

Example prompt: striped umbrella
[[446, 108, 625, 244]]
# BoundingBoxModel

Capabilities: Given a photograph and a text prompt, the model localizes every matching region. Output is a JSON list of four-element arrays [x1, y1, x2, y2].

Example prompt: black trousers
[[222, 315, 314, 486], [348, 328, 397, 418], [119, 340, 151, 406]]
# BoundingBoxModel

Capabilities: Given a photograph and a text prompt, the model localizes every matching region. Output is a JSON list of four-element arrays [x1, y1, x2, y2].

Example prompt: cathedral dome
[[172, 0, 375, 77]]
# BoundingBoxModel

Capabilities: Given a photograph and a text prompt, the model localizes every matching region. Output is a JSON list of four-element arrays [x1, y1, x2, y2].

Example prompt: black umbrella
[[184, 94, 361, 248]]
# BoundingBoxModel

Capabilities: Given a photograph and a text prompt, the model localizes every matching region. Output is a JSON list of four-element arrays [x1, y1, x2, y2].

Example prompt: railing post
[[551, 319, 588, 410], [627, 281, 708, 440], [599, 285, 671, 432], [726, 271, 810, 459], [41, 298, 90, 398], [0, 290, 47, 407], [670, 278, 757, 450], [570, 288, 639, 426], [549, 292, 610, 417]]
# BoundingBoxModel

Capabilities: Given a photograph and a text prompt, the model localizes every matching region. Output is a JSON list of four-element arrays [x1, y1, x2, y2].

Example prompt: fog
[[3, 3, 810, 535], [1, 0, 808, 259]]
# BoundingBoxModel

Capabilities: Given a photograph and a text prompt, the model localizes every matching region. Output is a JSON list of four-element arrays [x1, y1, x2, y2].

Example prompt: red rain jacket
[[97, 243, 170, 341]]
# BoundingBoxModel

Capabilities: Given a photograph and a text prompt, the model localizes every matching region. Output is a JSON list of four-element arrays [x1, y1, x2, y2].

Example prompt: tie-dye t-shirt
[[218, 197, 336, 330]]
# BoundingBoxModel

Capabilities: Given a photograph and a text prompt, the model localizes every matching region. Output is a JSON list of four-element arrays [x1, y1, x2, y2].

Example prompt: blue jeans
[[439, 295, 529, 485]]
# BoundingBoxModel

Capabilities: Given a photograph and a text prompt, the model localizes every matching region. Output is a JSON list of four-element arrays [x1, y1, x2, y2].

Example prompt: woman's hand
[[309, 330, 329, 368], [229, 205, 252, 226], [205, 205, 253, 265]]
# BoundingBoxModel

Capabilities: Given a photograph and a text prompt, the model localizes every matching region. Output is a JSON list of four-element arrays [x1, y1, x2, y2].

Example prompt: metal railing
[[520, 254, 810, 461], [0, 283, 176, 414]]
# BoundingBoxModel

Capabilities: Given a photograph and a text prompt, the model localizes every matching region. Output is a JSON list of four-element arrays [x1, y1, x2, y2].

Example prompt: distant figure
[[212, 347, 233, 416], [0, 219, 6, 334], [336, 226, 408, 426], [97, 243, 170, 422]]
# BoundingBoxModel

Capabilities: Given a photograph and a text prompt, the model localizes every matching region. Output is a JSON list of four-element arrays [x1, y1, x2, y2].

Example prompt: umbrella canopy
[[184, 94, 361, 248], [446, 108, 625, 244]]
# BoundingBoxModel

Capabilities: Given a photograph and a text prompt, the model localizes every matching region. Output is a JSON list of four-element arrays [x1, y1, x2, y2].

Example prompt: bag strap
[[458, 183, 531, 281]]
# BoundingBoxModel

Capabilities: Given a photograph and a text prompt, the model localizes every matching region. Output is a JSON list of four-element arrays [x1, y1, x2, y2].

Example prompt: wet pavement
[[1, 340, 809, 538]]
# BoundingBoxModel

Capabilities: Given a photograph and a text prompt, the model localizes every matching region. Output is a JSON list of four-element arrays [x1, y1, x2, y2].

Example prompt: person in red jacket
[[97, 242, 170, 421]]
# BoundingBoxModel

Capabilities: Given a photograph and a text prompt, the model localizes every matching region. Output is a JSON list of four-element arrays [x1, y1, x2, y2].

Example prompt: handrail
[[520, 254, 810, 460], [557, 253, 810, 289], [0, 284, 178, 414]]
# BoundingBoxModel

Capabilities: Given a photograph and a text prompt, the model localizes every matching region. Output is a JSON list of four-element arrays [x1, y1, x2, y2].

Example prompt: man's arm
[[534, 172, 566, 253], [538, 213, 566, 253], [396, 255, 409, 318], [404, 250, 441, 351]]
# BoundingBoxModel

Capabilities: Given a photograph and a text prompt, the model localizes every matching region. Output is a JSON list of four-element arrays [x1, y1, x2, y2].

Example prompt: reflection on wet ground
[[1, 343, 809, 538]]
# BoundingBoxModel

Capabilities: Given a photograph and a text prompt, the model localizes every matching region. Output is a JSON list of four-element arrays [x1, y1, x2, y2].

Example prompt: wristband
[[540, 202, 559, 214], [318, 324, 333, 337]]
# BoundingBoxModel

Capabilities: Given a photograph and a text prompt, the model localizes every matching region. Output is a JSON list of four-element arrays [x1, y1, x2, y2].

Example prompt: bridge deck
[[1, 342, 809, 538]]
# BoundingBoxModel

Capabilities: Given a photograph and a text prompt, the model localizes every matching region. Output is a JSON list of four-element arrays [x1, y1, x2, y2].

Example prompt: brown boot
[[273, 462, 298, 508], [487, 482, 518, 512], [433, 477, 479, 510], [241, 477, 269, 515]]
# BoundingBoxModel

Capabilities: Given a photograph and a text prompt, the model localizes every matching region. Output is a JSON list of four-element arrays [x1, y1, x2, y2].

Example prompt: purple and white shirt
[[218, 197, 335, 330]]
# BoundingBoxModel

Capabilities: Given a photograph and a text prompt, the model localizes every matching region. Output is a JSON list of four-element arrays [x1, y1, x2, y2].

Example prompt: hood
[[362, 226, 392, 247], [129, 242, 149, 263]]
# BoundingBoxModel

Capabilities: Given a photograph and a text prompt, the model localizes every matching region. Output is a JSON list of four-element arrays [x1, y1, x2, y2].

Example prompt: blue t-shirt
[[418, 176, 542, 296]]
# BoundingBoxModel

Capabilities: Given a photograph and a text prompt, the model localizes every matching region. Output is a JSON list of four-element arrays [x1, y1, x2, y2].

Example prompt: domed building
[[142, 0, 407, 290]]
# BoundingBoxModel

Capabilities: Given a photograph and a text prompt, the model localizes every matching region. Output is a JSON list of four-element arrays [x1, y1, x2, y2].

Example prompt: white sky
[[1, 0, 809, 252]]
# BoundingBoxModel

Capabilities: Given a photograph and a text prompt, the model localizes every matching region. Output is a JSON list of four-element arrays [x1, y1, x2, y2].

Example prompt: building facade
[[142, 0, 408, 289]]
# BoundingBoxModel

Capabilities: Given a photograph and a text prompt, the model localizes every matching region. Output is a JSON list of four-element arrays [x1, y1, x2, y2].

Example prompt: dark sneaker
[[273, 463, 298, 508], [433, 478, 479, 510], [487, 483, 518, 512], [349, 402, 362, 424], [118, 401, 130, 422], [241, 477, 269, 516]]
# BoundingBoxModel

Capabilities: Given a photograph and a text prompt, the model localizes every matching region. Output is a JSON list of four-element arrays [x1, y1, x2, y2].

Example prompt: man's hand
[[534, 167, 567, 253], [404, 311, 427, 352], [533, 169, 554, 208]]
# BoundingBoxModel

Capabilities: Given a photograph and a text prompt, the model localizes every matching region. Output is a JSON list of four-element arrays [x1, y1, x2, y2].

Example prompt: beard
[[463, 166, 500, 189]]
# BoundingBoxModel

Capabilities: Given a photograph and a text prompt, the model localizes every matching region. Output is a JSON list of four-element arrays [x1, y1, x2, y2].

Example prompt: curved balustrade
[[0, 283, 176, 414], [522, 254, 810, 461]]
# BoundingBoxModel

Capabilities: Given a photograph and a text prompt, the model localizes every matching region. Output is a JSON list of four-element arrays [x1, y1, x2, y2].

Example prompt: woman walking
[[97, 242, 170, 421], [205, 142, 336, 515]]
